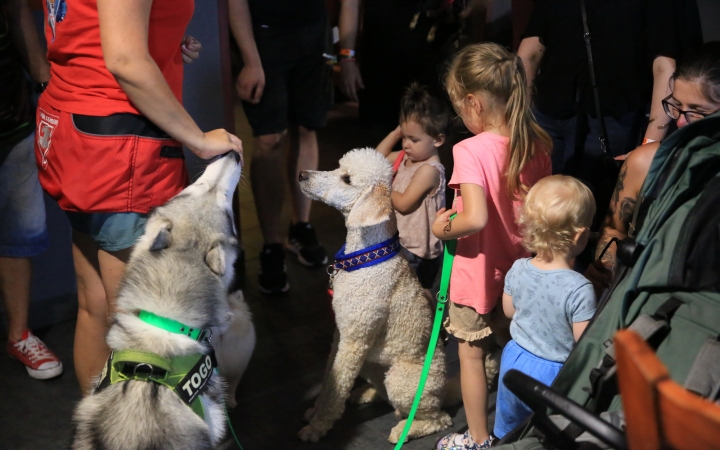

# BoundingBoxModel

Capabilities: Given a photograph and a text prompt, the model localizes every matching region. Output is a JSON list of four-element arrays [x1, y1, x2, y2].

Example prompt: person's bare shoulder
[[624, 142, 660, 195]]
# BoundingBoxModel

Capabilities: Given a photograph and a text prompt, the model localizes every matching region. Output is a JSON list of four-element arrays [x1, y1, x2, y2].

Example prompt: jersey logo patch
[[46, 0, 67, 42], [37, 108, 59, 170]]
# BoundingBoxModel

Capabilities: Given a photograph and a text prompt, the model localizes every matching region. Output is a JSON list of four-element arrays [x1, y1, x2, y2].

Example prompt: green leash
[[394, 237, 457, 449]]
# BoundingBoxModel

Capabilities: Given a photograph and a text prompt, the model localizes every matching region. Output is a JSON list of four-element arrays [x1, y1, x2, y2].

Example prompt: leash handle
[[394, 233, 457, 449]]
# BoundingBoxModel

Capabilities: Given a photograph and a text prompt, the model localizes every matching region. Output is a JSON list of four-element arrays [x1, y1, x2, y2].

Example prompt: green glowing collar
[[137, 310, 210, 342]]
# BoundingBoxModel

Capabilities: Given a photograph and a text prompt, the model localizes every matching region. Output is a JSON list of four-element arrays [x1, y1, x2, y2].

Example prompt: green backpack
[[495, 113, 720, 450]]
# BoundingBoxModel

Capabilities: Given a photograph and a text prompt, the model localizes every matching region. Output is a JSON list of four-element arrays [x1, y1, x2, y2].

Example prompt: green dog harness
[[95, 311, 216, 420]]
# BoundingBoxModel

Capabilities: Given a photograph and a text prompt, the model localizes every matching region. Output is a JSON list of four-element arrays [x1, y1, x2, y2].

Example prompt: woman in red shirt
[[38, 0, 242, 394]]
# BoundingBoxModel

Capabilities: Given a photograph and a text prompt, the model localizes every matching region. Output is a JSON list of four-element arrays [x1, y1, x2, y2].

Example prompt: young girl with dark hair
[[376, 83, 451, 288]]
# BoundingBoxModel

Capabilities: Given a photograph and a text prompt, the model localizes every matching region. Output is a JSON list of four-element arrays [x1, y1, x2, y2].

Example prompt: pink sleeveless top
[[393, 155, 446, 259]]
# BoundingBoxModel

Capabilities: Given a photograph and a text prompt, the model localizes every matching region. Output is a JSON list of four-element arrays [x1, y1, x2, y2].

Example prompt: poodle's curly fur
[[298, 148, 452, 443]]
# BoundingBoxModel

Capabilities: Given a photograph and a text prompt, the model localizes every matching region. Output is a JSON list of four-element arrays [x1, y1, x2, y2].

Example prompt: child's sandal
[[436, 430, 494, 450]]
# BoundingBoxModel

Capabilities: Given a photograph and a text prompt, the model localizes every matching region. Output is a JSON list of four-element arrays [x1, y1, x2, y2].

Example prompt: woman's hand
[[432, 207, 457, 239], [188, 129, 244, 161], [236, 63, 265, 104], [181, 35, 202, 64]]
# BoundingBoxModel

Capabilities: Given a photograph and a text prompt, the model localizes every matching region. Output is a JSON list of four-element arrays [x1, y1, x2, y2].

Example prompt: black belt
[[72, 113, 184, 158]]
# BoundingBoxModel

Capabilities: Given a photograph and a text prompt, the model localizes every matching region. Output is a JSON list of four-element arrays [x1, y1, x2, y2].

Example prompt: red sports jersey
[[42, 0, 194, 115], [35, 0, 194, 213]]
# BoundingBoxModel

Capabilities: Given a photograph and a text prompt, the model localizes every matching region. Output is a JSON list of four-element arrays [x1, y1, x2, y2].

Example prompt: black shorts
[[242, 20, 331, 137]]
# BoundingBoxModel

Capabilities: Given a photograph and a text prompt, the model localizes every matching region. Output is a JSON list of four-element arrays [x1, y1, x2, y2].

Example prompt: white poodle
[[297, 148, 453, 443]]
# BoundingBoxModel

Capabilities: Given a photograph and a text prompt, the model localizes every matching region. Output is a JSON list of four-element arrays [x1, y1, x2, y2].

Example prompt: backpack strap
[[587, 297, 684, 399], [684, 336, 720, 402]]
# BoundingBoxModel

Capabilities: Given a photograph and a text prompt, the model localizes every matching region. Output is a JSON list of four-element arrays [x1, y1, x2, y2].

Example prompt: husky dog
[[297, 148, 452, 443], [213, 290, 256, 409], [72, 152, 251, 450]]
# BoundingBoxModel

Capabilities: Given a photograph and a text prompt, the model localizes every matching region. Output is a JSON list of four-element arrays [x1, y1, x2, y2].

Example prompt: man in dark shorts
[[0, 0, 62, 380], [229, 0, 331, 294]]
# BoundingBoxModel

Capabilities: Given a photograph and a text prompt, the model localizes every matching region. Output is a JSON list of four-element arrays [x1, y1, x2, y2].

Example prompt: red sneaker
[[8, 330, 63, 380]]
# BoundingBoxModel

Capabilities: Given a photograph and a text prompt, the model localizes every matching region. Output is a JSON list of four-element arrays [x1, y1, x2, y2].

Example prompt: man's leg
[[251, 132, 286, 244], [1, 133, 60, 380], [2, 256, 63, 381], [286, 126, 318, 224], [0, 257, 31, 342], [284, 126, 327, 267], [251, 132, 291, 294]]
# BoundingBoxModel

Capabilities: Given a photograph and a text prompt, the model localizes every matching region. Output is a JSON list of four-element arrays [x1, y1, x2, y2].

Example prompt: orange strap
[[392, 150, 406, 179]]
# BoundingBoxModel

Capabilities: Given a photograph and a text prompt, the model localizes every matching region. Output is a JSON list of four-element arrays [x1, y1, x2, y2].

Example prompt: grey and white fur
[[72, 152, 253, 450], [298, 148, 453, 443], [212, 290, 255, 409]]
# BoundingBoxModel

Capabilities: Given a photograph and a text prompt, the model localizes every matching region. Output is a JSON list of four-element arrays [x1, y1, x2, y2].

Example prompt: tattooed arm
[[432, 184, 488, 240], [596, 143, 659, 266], [585, 143, 658, 295]]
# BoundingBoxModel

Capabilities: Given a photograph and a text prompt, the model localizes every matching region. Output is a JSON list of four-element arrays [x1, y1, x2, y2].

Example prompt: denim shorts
[[65, 211, 148, 252], [0, 133, 49, 258], [493, 340, 564, 438]]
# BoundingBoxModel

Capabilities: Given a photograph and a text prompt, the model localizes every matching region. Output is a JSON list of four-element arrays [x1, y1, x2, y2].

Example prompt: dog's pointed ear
[[147, 216, 173, 251], [346, 184, 392, 228], [205, 241, 226, 276]]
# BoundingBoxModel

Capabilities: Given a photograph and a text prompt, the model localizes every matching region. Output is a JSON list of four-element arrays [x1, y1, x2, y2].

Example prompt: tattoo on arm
[[596, 234, 617, 268], [619, 196, 636, 228], [443, 219, 452, 234], [609, 163, 628, 216]]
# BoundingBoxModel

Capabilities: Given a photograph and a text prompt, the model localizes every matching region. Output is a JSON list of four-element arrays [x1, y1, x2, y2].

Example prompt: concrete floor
[[0, 103, 496, 449]]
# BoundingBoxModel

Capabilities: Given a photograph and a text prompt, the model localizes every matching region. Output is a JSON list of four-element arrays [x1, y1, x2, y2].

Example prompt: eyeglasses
[[662, 94, 718, 123]]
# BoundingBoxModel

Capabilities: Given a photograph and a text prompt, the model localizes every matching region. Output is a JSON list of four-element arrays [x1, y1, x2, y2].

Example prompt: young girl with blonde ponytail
[[431, 43, 552, 449]]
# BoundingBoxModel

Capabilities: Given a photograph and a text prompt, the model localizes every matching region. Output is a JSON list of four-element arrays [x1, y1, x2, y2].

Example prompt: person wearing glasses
[[585, 41, 720, 296]]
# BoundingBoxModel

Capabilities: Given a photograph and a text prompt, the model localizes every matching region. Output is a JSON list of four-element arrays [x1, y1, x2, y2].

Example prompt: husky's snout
[[186, 151, 243, 206], [213, 150, 242, 164]]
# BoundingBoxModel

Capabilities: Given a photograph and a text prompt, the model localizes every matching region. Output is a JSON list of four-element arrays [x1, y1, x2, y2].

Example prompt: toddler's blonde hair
[[519, 175, 595, 260]]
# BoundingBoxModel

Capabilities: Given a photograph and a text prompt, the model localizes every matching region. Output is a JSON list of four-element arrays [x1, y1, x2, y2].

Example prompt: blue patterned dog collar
[[333, 233, 401, 272]]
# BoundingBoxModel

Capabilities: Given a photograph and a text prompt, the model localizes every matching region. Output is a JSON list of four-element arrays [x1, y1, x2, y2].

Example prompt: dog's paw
[[298, 423, 328, 442], [303, 406, 316, 422], [388, 413, 453, 443], [485, 350, 502, 390], [388, 421, 409, 444]]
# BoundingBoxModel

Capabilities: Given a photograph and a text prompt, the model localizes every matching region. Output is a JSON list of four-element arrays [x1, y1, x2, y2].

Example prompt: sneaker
[[436, 430, 494, 450], [284, 222, 328, 267], [8, 330, 63, 380], [258, 243, 290, 295]]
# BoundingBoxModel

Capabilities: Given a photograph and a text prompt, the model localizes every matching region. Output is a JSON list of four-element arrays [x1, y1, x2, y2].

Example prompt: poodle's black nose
[[299, 171, 309, 182]]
